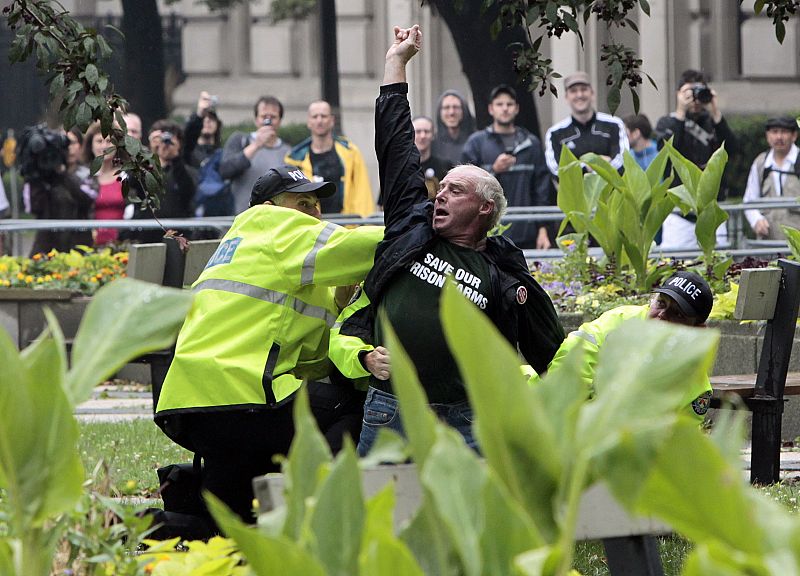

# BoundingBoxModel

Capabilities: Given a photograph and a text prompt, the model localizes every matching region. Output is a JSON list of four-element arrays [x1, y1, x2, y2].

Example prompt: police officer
[[154, 165, 383, 524], [533, 271, 715, 421]]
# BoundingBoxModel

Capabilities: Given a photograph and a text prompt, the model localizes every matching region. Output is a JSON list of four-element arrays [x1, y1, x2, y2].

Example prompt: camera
[[161, 131, 175, 146], [17, 124, 69, 181], [209, 95, 219, 108], [691, 83, 713, 104], [262, 117, 272, 127]]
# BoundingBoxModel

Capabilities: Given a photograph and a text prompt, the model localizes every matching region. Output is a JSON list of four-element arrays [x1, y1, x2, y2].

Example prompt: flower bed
[[0, 248, 128, 295]]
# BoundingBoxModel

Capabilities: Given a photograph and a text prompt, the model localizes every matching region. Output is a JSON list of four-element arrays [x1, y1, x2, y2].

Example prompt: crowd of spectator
[[0, 66, 798, 257]]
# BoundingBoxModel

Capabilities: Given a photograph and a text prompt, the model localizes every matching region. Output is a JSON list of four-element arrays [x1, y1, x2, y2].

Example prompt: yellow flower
[[44, 275, 52, 282], [25, 275, 33, 284], [560, 239, 575, 247], [36, 277, 44, 284], [16, 272, 24, 280], [32, 253, 41, 261], [89, 277, 98, 283]]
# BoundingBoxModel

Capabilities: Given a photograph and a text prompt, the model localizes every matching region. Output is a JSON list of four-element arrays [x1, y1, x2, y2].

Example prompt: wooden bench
[[709, 259, 800, 484], [126, 238, 220, 408], [254, 465, 671, 576]]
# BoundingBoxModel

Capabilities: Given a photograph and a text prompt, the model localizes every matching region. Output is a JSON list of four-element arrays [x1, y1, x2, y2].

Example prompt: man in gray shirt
[[220, 95, 291, 213]]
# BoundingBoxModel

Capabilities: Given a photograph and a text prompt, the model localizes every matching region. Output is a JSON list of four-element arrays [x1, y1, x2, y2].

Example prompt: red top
[[94, 180, 124, 245]]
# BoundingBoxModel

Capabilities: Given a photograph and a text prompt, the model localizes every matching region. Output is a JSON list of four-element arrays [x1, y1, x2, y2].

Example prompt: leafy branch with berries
[[4, 1, 171, 234]]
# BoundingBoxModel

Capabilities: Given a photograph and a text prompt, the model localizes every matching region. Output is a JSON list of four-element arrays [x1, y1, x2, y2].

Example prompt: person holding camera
[[220, 96, 291, 214], [183, 91, 222, 168], [655, 69, 737, 248], [19, 125, 93, 255], [461, 84, 552, 249]]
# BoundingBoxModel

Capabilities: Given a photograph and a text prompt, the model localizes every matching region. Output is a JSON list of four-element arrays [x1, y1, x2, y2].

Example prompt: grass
[[78, 419, 191, 497]]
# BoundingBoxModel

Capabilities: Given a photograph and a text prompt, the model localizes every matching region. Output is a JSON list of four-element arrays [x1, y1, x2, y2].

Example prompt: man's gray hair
[[469, 166, 507, 230]]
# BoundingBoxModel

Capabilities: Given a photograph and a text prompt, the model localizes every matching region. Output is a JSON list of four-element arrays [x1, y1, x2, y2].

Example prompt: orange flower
[[32, 253, 41, 261]]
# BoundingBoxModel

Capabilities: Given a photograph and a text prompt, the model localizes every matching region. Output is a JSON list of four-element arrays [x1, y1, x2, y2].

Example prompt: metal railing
[[1, 199, 797, 260]]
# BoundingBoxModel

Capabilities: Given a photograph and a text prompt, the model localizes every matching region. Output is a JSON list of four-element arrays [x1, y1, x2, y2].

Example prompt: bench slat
[[710, 372, 800, 399], [254, 466, 670, 540]]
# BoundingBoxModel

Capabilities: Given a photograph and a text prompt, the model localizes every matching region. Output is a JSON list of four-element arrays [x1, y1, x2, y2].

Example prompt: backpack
[[194, 148, 233, 216]]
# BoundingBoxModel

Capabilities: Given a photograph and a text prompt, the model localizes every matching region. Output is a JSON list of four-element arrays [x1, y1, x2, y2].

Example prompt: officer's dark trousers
[[175, 381, 365, 525]]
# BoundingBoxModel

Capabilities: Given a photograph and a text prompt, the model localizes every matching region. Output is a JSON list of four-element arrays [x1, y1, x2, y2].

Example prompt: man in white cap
[[544, 71, 629, 177]]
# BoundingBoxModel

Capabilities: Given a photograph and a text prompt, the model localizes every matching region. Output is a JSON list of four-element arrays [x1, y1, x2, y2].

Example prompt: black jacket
[[341, 83, 564, 376]]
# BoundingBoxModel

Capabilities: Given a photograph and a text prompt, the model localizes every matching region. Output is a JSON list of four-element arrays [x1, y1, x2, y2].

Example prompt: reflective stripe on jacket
[[156, 205, 383, 415], [329, 286, 373, 381]]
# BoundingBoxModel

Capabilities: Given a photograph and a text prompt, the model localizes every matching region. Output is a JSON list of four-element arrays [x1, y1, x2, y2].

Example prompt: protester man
[[340, 25, 564, 456], [544, 72, 628, 177], [412, 115, 451, 200], [154, 166, 383, 524], [744, 116, 800, 240], [534, 271, 714, 421], [220, 95, 291, 214], [432, 89, 475, 166], [285, 100, 374, 217], [655, 70, 736, 249], [461, 84, 553, 249]]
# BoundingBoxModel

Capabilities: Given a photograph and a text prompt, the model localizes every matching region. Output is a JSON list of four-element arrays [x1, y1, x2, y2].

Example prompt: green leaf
[[380, 311, 439, 466], [695, 204, 727, 260], [667, 185, 696, 214], [49, 72, 64, 98], [696, 146, 728, 208], [607, 86, 621, 115], [207, 493, 326, 576], [480, 469, 544, 576], [639, 0, 651, 16], [421, 431, 487, 576], [0, 327, 83, 530], [84, 63, 99, 86], [665, 140, 701, 192], [67, 278, 193, 405], [309, 442, 364, 576], [781, 225, 800, 260], [440, 283, 562, 542], [124, 134, 142, 156], [581, 153, 626, 190], [633, 420, 769, 553], [401, 502, 461, 576], [75, 101, 92, 131], [89, 153, 104, 176], [282, 386, 332, 539]]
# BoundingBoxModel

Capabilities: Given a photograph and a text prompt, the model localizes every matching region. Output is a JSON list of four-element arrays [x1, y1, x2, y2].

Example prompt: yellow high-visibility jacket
[[531, 305, 713, 421], [156, 205, 383, 416], [285, 136, 374, 217]]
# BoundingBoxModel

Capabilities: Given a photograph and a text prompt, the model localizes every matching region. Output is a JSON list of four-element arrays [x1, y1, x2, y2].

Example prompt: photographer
[[183, 91, 222, 168], [655, 69, 737, 248], [220, 95, 290, 214], [18, 125, 93, 256], [125, 120, 196, 243]]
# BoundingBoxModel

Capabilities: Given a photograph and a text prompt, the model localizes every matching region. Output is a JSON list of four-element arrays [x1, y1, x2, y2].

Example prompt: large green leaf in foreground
[[67, 277, 193, 405]]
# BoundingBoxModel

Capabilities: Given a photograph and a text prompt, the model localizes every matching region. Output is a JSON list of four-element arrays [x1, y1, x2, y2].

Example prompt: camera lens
[[692, 84, 713, 104], [263, 118, 272, 127]]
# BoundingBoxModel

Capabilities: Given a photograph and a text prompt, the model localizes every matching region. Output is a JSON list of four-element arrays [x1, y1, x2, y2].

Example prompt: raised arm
[[376, 25, 429, 228]]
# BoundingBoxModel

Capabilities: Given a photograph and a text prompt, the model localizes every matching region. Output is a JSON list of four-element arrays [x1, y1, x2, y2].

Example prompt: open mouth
[[434, 207, 448, 217]]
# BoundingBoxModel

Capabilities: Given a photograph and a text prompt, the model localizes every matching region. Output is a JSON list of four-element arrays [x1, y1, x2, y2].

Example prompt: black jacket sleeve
[[375, 83, 428, 230], [182, 113, 203, 167]]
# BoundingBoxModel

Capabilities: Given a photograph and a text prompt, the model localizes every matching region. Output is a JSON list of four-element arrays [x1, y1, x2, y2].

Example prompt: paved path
[[75, 384, 153, 422]]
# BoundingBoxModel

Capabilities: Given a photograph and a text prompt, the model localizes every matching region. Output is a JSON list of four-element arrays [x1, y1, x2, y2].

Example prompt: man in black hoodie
[[342, 24, 565, 456], [432, 89, 475, 167]]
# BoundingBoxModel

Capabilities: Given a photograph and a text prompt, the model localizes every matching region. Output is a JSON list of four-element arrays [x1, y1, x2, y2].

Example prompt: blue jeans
[[356, 386, 478, 456]]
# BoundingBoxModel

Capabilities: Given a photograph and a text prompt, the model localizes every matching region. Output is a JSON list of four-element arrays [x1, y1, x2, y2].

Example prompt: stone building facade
[[58, 0, 799, 202]]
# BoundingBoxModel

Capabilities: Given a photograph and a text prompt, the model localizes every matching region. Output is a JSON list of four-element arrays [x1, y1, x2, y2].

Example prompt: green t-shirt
[[373, 240, 494, 403]]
